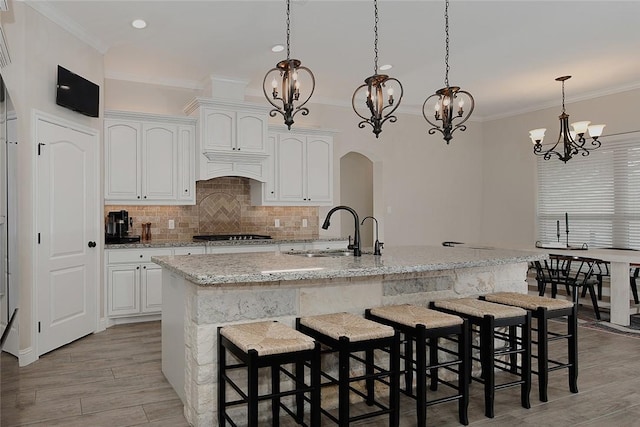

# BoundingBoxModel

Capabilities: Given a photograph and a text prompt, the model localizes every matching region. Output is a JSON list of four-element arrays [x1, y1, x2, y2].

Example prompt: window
[[537, 134, 640, 249]]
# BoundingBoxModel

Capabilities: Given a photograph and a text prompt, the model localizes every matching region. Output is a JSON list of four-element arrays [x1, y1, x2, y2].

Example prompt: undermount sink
[[287, 250, 353, 258]]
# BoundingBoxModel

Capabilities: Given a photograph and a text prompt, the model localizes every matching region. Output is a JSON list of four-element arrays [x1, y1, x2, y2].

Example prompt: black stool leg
[[405, 336, 414, 394], [429, 336, 439, 391], [272, 365, 280, 427], [459, 319, 470, 426], [295, 358, 304, 423], [218, 330, 226, 427], [415, 326, 427, 427], [480, 315, 495, 418], [521, 313, 532, 410], [508, 325, 518, 374], [310, 343, 321, 427], [338, 337, 350, 427], [391, 332, 400, 427], [366, 347, 375, 406], [537, 307, 549, 402], [568, 305, 579, 394], [248, 349, 259, 427]]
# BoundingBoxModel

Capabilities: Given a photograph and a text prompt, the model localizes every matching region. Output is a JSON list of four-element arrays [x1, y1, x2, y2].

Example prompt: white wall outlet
[[275, 219, 280, 228], [168, 219, 175, 229], [302, 218, 308, 228]]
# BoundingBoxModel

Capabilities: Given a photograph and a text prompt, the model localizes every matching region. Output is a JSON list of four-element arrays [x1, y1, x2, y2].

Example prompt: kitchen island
[[152, 245, 544, 426]]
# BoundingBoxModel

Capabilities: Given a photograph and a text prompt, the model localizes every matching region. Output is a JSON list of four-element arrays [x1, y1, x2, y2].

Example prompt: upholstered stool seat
[[366, 305, 470, 426], [432, 298, 531, 418], [296, 312, 400, 427], [484, 292, 577, 402], [218, 321, 321, 426]]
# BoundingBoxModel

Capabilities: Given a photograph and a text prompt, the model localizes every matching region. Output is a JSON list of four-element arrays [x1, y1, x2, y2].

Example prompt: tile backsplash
[[105, 177, 319, 240]]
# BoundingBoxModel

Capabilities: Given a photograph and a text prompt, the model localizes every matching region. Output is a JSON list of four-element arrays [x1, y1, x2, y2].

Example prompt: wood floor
[[2, 316, 639, 426]]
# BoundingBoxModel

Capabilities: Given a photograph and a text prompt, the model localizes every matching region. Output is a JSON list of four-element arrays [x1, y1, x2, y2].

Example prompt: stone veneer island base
[[152, 245, 544, 426]]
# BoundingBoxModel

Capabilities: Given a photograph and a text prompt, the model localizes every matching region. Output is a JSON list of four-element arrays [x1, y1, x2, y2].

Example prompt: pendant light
[[529, 76, 605, 163], [263, 0, 315, 130], [352, 0, 403, 138], [422, 0, 474, 144]]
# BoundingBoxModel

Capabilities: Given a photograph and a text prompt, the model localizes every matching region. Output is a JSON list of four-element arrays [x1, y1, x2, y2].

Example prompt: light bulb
[[271, 78, 278, 89], [387, 88, 394, 96], [292, 71, 298, 81], [458, 99, 464, 108], [443, 96, 450, 107]]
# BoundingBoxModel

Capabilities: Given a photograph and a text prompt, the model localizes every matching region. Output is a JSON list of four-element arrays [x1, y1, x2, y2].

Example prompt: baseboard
[[97, 317, 108, 332], [19, 346, 36, 367], [106, 314, 161, 328]]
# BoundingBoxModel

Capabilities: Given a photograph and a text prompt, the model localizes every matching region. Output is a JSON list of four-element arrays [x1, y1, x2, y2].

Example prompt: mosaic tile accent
[[198, 192, 241, 233]]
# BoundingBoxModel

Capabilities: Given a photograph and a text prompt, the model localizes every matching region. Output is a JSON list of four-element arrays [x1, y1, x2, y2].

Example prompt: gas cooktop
[[193, 234, 272, 241]]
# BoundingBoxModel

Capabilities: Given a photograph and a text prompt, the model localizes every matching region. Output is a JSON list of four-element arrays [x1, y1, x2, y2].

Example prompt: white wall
[[480, 87, 640, 247], [1, 0, 103, 360]]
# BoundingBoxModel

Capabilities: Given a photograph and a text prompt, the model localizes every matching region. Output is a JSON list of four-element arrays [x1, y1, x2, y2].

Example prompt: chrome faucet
[[322, 205, 361, 256], [361, 216, 383, 256]]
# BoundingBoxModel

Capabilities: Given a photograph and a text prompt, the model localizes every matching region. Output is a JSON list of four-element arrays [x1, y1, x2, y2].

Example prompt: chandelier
[[529, 76, 605, 163], [352, 0, 403, 138], [422, 0, 474, 144], [263, 0, 315, 130]]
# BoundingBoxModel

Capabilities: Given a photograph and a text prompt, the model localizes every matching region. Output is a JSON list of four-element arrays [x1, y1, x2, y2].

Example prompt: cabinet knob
[[270, 191, 274, 194], [237, 148, 241, 151], [140, 254, 143, 258], [136, 266, 140, 270], [144, 196, 147, 199], [143, 266, 146, 269], [232, 147, 236, 150], [137, 196, 141, 199], [185, 189, 188, 192]]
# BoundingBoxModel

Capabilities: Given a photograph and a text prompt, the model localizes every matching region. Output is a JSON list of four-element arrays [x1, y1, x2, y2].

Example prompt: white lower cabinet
[[106, 246, 203, 320]]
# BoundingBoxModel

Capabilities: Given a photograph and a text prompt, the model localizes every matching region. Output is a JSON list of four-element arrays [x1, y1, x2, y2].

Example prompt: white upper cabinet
[[184, 98, 270, 181], [105, 111, 196, 205], [251, 128, 334, 206]]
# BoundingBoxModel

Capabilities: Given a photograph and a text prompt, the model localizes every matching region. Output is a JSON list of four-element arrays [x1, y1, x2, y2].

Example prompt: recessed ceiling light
[[380, 64, 393, 71], [131, 19, 147, 29], [271, 44, 285, 53]]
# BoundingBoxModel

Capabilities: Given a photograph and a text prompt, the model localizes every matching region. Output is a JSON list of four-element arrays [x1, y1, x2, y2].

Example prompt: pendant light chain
[[373, 0, 379, 75], [444, 0, 450, 88], [561, 79, 566, 114], [286, 0, 291, 60]]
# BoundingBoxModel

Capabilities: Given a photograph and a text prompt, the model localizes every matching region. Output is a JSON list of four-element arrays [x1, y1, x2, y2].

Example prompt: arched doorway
[[340, 152, 374, 247]]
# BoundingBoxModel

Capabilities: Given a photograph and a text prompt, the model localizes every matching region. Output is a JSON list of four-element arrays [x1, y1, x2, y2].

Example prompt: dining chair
[[545, 255, 601, 320]]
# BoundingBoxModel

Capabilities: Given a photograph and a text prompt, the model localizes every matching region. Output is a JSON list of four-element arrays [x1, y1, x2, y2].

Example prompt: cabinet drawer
[[173, 246, 205, 255], [107, 248, 173, 264]]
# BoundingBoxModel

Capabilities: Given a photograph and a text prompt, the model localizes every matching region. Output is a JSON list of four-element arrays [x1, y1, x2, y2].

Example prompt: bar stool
[[218, 321, 321, 427], [483, 292, 577, 402], [365, 304, 470, 426], [296, 312, 400, 427], [432, 298, 531, 418]]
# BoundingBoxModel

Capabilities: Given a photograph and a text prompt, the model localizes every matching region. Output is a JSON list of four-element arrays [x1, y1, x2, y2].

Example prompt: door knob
[[87, 241, 96, 248]]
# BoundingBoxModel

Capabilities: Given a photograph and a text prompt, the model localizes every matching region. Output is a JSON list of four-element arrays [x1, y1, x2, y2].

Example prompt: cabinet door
[[203, 108, 234, 151], [237, 112, 267, 153], [178, 125, 195, 202], [142, 124, 178, 200], [277, 135, 306, 201], [141, 263, 163, 313], [262, 134, 278, 202], [105, 120, 141, 200], [107, 264, 140, 316], [305, 136, 333, 203]]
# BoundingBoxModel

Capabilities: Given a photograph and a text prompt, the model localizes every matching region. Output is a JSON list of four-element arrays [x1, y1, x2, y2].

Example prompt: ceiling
[[29, 0, 640, 120]]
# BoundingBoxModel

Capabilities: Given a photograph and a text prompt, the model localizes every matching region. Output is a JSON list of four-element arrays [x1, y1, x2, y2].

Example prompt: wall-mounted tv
[[56, 65, 99, 118]]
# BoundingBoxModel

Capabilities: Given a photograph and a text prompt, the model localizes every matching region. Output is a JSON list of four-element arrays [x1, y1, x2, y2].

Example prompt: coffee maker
[[105, 210, 140, 244]]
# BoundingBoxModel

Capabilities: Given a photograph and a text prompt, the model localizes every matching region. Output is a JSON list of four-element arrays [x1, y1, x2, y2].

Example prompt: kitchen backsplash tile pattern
[[105, 177, 319, 240]]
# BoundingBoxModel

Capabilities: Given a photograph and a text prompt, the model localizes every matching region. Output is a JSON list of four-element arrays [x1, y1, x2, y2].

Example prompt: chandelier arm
[[262, 68, 284, 109], [352, 83, 373, 122], [289, 65, 315, 110], [422, 93, 442, 129]]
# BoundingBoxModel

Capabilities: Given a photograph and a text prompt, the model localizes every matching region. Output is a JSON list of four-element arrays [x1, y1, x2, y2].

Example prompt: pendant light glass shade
[[352, 0, 403, 138], [263, 0, 315, 130], [422, 0, 474, 144]]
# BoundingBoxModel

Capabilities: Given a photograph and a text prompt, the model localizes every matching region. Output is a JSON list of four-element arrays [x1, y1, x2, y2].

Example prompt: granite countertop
[[152, 245, 545, 286], [105, 237, 347, 250]]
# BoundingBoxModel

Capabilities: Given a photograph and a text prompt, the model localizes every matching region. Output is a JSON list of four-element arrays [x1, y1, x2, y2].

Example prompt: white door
[[35, 114, 98, 356]]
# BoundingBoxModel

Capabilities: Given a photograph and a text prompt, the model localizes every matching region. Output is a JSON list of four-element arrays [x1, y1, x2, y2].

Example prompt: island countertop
[[152, 245, 545, 286]]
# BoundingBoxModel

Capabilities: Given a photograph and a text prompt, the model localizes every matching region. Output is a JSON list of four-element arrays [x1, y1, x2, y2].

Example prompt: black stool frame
[[482, 296, 578, 402], [431, 302, 532, 419], [365, 309, 470, 426], [296, 318, 401, 427], [218, 327, 321, 427]]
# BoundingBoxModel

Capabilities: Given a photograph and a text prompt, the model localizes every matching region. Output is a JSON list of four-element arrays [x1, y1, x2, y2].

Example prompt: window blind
[[536, 133, 640, 249]]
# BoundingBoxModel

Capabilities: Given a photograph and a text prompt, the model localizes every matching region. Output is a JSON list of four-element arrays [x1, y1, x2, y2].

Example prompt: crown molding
[[105, 70, 204, 90]]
